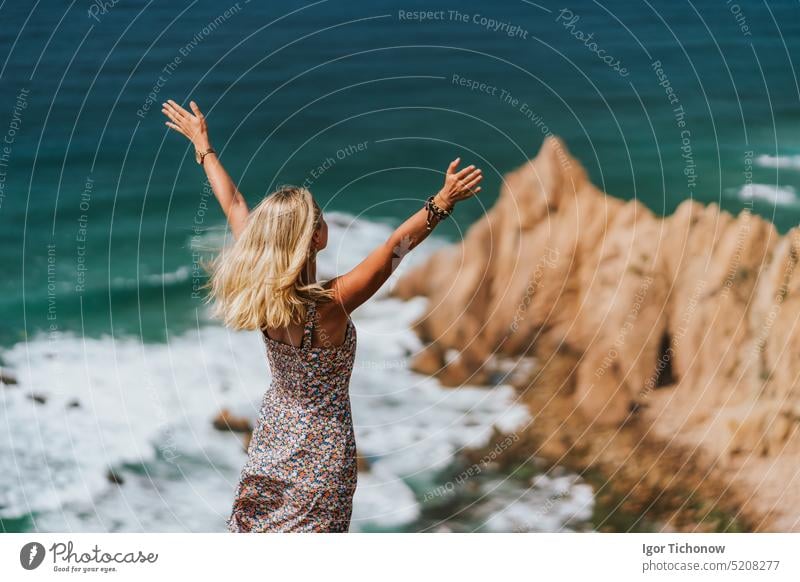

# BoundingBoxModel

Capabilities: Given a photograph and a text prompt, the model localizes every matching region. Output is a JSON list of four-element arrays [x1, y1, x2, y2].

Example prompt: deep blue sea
[[1, 0, 798, 532]]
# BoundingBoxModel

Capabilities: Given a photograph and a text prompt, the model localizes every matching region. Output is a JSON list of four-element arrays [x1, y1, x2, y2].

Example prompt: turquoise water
[[1, 0, 799, 532], [1, 0, 799, 343]]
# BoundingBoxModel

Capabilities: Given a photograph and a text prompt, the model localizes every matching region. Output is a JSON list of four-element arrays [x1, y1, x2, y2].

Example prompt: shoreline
[[465, 345, 755, 532]]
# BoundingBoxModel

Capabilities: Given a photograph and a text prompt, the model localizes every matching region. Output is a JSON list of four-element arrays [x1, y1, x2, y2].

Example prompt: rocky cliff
[[392, 137, 800, 531]]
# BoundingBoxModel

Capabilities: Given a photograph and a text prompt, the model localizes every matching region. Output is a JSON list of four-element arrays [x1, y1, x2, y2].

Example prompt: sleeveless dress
[[226, 300, 358, 532]]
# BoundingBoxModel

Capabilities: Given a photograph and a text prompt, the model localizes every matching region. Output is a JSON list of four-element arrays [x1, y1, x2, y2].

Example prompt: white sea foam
[[473, 474, 594, 532], [111, 265, 192, 290], [755, 154, 800, 170], [736, 183, 797, 205], [1, 303, 532, 532]]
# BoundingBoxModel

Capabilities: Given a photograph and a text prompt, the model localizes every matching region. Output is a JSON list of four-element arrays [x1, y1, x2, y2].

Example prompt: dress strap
[[300, 301, 316, 349]]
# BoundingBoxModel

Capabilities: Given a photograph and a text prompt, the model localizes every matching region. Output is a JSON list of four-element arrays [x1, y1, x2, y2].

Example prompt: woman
[[162, 99, 483, 532]]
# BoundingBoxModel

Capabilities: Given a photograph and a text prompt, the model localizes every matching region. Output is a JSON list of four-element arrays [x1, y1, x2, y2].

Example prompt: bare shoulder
[[315, 297, 350, 327], [312, 297, 351, 348]]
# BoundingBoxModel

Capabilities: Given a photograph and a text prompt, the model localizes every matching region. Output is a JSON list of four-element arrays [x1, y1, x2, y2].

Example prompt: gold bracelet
[[195, 147, 216, 165]]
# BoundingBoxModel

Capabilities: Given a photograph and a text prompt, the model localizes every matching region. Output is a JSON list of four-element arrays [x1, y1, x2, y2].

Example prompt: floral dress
[[226, 300, 358, 532]]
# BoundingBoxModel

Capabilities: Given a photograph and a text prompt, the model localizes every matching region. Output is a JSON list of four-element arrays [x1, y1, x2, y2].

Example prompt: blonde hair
[[207, 185, 334, 330]]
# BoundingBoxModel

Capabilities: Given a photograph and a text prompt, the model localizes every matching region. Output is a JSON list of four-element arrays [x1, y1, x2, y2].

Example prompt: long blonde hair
[[207, 185, 334, 330]]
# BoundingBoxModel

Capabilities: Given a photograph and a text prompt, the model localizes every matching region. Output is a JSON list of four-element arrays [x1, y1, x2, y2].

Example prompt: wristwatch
[[195, 147, 216, 165]]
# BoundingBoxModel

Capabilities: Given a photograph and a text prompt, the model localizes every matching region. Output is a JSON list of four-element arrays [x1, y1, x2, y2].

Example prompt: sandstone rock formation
[[393, 136, 800, 531]]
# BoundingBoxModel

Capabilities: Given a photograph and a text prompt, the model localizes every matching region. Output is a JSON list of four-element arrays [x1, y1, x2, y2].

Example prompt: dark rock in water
[[67, 399, 81, 409], [357, 454, 371, 473], [27, 393, 46, 404], [0, 369, 18, 385], [106, 469, 124, 485], [212, 408, 253, 433]]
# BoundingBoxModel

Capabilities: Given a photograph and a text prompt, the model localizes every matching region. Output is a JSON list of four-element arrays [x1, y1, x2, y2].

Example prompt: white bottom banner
[[1, 533, 797, 581]]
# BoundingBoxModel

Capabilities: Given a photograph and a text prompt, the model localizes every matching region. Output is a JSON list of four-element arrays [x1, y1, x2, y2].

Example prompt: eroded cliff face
[[392, 136, 800, 531]]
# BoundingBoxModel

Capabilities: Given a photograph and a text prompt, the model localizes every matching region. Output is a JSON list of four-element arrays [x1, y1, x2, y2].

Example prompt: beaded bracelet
[[424, 194, 452, 231]]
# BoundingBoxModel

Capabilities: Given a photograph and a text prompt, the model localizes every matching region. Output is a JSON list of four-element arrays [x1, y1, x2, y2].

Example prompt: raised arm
[[328, 158, 483, 314], [162, 99, 249, 239]]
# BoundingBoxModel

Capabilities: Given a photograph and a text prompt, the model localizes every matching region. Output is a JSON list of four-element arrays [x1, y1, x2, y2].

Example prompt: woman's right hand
[[162, 99, 212, 151], [434, 157, 483, 210]]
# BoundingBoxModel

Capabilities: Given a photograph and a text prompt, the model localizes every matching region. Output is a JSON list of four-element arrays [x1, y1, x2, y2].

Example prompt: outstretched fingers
[[164, 121, 186, 137], [189, 100, 204, 118], [161, 106, 185, 132], [462, 167, 482, 185], [462, 167, 482, 181], [165, 99, 189, 119], [161, 105, 179, 123], [464, 173, 483, 191], [454, 164, 476, 179], [446, 157, 461, 175]]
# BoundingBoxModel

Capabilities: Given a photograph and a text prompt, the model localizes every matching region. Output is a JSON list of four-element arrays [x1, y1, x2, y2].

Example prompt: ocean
[[0, 0, 798, 531]]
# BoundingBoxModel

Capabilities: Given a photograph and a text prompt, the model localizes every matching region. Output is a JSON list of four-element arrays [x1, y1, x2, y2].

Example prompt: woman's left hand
[[162, 99, 211, 150], [434, 158, 483, 210]]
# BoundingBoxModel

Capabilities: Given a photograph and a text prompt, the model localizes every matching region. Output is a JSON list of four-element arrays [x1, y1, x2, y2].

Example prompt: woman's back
[[262, 300, 351, 350], [261, 300, 357, 397], [227, 299, 358, 532]]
